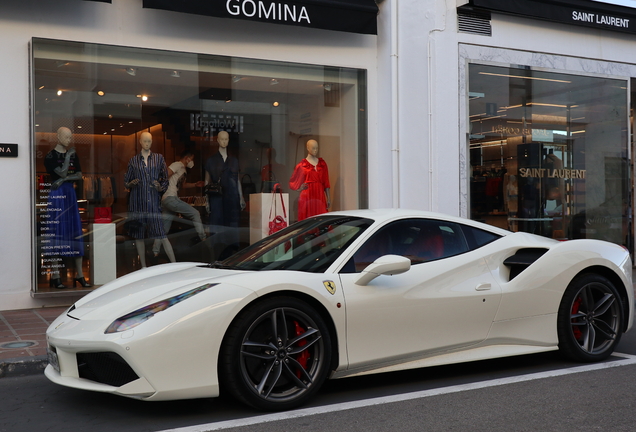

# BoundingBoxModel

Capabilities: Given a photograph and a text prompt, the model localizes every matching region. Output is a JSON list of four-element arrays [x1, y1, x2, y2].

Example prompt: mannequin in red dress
[[289, 139, 331, 221]]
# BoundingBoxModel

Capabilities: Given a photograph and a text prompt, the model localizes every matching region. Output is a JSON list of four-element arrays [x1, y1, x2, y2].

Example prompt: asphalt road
[[2, 328, 636, 432]]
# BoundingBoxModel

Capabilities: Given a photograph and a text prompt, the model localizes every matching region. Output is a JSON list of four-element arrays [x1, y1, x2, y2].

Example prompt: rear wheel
[[219, 297, 332, 411], [557, 273, 623, 362]]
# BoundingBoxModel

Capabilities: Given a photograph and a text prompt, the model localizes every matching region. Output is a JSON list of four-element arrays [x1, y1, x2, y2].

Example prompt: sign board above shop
[[0, 144, 18, 158], [458, 0, 636, 34], [141, 0, 379, 35]]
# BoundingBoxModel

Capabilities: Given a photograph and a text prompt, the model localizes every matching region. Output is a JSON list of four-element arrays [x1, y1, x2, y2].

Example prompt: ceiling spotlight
[[56, 61, 70, 68], [38, 85, 45, 90], [170, 70, 180, 78], [272, 101, 279, 107], [232, 75, 242, 83], [270, 79, 279, 86], [56, 90, 63, 96], [108, 114, 113, 118], [323, 84, 332, 92], [126, 67, 137, 76], [97, 90, 105, 96], [141, 95, 148, 102]]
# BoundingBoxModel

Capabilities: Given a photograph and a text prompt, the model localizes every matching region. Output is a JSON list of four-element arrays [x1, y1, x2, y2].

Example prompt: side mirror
[[354, 254, 411, 286]]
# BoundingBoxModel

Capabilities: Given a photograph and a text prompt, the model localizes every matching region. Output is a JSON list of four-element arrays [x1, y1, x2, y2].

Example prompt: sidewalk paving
[[0, 306, 67, 377]]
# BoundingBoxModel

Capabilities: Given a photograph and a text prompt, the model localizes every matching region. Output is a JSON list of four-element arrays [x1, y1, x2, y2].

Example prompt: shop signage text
[[190, 113, 244, 135], [0, 143, 18, 158], [519, 167, 586, 179], [226, 0, 310, 24], [572, 10, 629, 28], [465, 0, 636, 34]]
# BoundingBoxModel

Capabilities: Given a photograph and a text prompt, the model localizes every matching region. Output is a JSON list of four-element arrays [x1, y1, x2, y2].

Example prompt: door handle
[[475, 283, 491, 291]]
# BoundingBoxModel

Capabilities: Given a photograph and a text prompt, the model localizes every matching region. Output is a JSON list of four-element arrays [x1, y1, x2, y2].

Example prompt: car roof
[[324, 208, 512, 236]]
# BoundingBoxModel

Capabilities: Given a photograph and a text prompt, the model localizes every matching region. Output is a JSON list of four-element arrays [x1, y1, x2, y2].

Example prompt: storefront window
[[32, 38, 367, 293], [468, 64, 630, 246]]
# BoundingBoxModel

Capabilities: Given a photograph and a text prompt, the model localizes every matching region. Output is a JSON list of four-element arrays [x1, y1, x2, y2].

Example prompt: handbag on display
[[241, 174, 257, 199], [205, 179, 223, 196], [94, 207, 112, 223], [268, 183, 288, 235]]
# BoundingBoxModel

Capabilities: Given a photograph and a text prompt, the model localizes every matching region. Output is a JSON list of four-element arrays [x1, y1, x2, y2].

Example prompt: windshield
[[219, 216, 373, 272]]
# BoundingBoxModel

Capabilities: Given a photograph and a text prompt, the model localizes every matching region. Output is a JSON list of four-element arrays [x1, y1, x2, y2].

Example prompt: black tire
[[219, 297, 332, 411], [557, 273, 623, 362]]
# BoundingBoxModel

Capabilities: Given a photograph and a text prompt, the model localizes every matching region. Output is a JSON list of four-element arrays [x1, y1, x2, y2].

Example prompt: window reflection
[[33, 38, 368, 292], [469, 64, 629, 247]]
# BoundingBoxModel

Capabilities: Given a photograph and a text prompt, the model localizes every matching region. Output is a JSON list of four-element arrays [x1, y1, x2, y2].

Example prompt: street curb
[[0, 356, 48, 378]]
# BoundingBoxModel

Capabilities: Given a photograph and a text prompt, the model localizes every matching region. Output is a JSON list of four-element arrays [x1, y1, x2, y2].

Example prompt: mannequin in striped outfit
[[124, 132, 175, 267]]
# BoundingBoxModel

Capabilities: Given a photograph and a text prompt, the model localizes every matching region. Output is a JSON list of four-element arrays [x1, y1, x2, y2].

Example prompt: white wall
[[0, 0, 379, 310]]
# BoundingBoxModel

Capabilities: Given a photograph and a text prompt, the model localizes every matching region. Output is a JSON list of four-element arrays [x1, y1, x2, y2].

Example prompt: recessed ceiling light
[[126, 67, 137, 76], [270, 79, 279, 85], [57, 90, 63, 96], [97, 90, 105, 96], [170, 70, 180, 78], [141, 95, 148, 102]]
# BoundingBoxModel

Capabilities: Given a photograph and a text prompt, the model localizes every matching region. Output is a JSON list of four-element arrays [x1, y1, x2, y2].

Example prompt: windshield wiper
[[206, 261, 237, 270]]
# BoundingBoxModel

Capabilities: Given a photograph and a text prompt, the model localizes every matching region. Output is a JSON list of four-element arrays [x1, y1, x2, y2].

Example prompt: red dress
[[289, 158, 330, 220]]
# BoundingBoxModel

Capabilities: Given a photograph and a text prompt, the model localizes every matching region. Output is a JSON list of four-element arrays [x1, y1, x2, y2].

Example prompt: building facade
[[1, 0, 635, 310]]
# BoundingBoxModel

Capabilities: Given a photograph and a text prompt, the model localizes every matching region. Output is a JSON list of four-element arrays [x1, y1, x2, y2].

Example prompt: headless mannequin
[[48, 127, 91, 288], [125, 132, 175, 267]]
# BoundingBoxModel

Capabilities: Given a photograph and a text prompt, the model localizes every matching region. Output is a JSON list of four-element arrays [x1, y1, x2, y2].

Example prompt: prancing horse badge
[[323, 280, 337, 295]]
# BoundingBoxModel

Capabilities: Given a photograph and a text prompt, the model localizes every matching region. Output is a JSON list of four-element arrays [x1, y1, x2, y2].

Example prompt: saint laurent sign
[[0, 143, 18, 158], [461, 0, 636, 34]]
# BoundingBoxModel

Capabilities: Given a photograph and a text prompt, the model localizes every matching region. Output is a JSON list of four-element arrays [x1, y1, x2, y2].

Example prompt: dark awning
[[142, 0, 379, 35], [462, 0, 636, 35]]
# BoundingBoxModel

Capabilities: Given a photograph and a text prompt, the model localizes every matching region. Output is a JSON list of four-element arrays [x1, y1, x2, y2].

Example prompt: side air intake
[[503, 248, 548, 281]]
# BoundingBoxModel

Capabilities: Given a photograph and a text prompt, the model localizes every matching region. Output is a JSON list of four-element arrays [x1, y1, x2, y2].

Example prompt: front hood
[[68, 264, 250, 321]]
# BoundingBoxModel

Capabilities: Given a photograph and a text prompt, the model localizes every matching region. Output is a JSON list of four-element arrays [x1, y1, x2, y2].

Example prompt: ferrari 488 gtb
[[46, 209, 633, 410]]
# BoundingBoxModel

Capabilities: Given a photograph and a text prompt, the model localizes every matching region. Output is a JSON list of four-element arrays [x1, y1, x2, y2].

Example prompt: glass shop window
[[32, 38, 368, 294], [468, 63, 630, 248]]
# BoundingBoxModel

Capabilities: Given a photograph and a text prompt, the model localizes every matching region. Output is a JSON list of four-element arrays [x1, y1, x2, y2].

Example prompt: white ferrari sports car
[[45, 209, 634, 411]]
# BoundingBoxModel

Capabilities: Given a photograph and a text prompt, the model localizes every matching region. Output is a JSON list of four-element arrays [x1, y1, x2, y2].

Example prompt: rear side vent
[[458, 9, 492, 36], [503, 248, 548, 281]]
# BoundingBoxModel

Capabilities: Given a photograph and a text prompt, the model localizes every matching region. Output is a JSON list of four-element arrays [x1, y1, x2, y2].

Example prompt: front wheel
[[557, 273, 623, 362], [219, 297, 332, 411]]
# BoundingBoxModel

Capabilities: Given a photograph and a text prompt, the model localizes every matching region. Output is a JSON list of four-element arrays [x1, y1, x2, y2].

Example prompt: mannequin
[[44, 127, 91, 289], [204, 131, 245, 259], [152, 149, 206, 257], [204, 130, 245, 228], [289, 139, 331, 221], [124, 131, 175, 268]]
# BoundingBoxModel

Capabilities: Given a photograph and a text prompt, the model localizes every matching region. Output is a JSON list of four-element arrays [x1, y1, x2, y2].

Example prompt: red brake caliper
[[293, 321, 309, 378], [572, 297, 582, 340]]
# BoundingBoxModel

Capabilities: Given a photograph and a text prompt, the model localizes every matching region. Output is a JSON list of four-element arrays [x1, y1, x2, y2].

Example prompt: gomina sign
[[0, 143, 18, 158]]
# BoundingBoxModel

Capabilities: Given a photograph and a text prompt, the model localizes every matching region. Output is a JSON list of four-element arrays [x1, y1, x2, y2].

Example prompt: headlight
[[105, 283, 217, 334]]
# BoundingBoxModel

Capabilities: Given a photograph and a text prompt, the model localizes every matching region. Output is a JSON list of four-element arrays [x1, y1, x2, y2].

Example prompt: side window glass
[[398, 220, 470, 264], [346, 219, 472, 272], [349, 223, 400, 272], [461, 225, 502, 250]]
